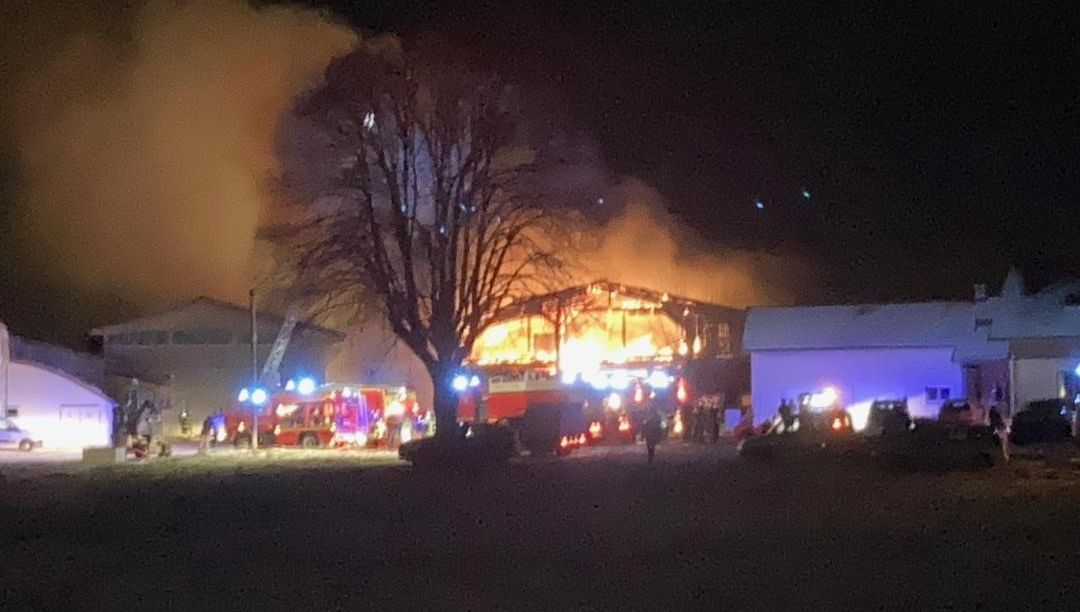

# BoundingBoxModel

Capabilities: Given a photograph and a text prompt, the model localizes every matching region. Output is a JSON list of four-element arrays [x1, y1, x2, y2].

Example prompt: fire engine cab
[[456, 366, 590, 454]]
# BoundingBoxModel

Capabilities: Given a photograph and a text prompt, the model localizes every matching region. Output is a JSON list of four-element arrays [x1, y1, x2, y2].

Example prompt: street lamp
[[249, 289, 259, 452]]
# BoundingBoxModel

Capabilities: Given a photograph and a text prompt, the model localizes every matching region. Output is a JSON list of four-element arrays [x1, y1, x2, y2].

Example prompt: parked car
[[0, 418, 42, 451], [865, 399, 911, 437], [399, 422, 516, 467], [1010, 399, 1074, 445], [738, 408, 864, 461], [938, 400, 979, 426]]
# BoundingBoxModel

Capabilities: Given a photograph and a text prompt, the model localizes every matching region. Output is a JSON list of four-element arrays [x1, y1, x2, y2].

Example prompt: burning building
[[461, 281, 749, 429], [473, 281, 744, 371]]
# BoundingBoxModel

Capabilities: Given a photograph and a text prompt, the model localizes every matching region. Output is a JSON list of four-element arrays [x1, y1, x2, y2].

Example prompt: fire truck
[[220, 298, 431, 450], [455, 352, 751, 450], [224, 383, 428, 449], [454, 363, 701, 453]]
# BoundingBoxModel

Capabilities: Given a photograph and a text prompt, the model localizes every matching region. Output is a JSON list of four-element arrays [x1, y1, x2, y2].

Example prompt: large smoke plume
[[1, 0, 355, 307], [582, 179, 808, 307], [2, 0, 811, 359]]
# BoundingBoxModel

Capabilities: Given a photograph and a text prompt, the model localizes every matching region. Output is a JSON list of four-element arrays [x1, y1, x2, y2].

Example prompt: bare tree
[[274, 39, 572, 437]]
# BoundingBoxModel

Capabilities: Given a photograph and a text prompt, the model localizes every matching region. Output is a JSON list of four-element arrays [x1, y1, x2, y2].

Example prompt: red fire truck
[[454, 357, 746, 452], [224, 383, 428, 449], [454, 364, 702, 453]]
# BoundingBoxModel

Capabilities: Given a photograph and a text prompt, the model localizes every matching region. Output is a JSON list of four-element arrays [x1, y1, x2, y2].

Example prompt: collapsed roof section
[[494, 281, 744, 323], [472, 281, 746, 368]]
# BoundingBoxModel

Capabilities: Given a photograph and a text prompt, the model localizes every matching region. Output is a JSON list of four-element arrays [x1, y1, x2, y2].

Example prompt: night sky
[[318, 0, 1078, 296], [1, 1, 1078, 345]]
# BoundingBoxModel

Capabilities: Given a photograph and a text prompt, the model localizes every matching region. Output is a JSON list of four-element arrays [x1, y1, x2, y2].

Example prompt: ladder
[[259, 303, 303, 389]]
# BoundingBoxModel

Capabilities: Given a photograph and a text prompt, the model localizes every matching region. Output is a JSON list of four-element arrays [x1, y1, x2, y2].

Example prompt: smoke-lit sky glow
[[1, 1, 1077, 344], [1, 1, 354, 322]]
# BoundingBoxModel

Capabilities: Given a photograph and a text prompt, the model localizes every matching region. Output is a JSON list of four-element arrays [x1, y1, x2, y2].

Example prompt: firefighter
[[693, 405, 707, 443], [778, 399, 794, 431], [642, 410, 664, 463], [386, 411, 403, 450], [680, 404, 696, 442], [708, 404, 721, 443], [178, 407, 191, 436], [199, 415, 214, 453], [989, 405, 1010, 463]]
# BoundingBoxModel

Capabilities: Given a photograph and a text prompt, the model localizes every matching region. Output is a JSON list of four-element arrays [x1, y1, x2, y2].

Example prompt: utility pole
[[1, 323, 9, 422], [249, 289, 259, 452]]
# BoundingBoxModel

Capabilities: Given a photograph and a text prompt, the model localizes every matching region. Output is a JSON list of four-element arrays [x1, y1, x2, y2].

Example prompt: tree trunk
[[431, 368, 460, 440]]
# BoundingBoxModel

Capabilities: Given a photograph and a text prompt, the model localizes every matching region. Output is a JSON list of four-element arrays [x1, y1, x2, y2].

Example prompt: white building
[[1, 323, 115, 449], [91, 297, 344, 433], [744, 272, 1080, 428]]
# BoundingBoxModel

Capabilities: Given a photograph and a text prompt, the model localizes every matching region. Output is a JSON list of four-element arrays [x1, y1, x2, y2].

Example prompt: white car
[[0, 418, 42, 451]]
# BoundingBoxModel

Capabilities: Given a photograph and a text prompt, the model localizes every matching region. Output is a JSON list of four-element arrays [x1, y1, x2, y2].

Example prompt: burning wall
[[470, 283, 739, 376]]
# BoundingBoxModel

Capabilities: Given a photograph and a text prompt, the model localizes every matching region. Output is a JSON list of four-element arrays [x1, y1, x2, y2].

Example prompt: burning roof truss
[[470, 281, 744, 369]]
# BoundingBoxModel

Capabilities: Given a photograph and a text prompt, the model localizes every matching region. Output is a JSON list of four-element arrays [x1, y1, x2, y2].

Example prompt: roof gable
[[982, 296, 1080, 340], [91, 296, 344, 342]]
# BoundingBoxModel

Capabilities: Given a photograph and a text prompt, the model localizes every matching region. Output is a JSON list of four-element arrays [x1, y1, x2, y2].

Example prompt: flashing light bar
[[250, 388, 268, 406], [297, 377, 317, 395], [808, 386, 839, 409], [452, 375, 469, 392], [647, 370, 672, 389]]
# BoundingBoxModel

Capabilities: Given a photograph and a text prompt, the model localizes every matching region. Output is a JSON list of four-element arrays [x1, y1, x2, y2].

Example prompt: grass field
[[2, 442, 1079, 611]]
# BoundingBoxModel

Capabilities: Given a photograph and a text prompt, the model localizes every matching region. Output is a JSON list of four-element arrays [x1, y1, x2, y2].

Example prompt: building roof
[[744, 302, 978, 351], [745, 289, 1080, 359], [91, 296, 345, 342], [495, 280, 743, 323], [10, 359, 116, 407], [981, 296, 1080, 340]]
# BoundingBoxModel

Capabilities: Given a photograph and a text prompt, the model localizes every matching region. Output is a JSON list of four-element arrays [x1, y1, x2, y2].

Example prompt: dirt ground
[[2, 442, 1080, 611]]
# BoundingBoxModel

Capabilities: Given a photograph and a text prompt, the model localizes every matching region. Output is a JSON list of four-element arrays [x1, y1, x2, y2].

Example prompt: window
[[172, 328, 234, 345], [107, 331, 168, 346], [926, 386, 951, 401], [715, 323, 731, 353], [5, 407, 18, 418]]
